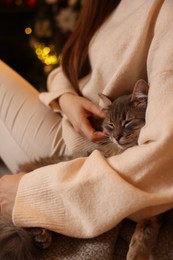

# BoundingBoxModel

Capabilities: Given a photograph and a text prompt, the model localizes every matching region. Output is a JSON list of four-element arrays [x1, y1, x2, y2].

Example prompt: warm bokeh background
[[0, 0, 81, 90]]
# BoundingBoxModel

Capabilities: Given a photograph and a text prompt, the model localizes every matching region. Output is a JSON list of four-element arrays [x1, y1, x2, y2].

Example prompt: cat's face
[[101, 79, 149, 150]]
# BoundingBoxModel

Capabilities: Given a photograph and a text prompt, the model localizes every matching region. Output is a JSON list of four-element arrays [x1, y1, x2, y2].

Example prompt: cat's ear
[[98, 93, 112, 109], [131, 79, 149, 101]]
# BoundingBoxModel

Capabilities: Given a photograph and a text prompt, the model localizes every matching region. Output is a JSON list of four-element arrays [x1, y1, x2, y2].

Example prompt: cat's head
[[100, 79, 149, 150]]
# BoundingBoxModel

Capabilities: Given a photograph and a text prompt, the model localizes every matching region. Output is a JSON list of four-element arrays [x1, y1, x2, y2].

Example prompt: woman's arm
[[39, 66, 78, 109], [40, 66, 106, 141]]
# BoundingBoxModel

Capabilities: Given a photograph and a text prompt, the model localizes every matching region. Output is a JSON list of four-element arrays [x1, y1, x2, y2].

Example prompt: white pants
[[0, 60, 65, 172]]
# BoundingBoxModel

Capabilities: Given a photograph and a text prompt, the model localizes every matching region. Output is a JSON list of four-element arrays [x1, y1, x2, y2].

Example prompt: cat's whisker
[[99, 138, 111, 145], [109, 136, 124, 149]]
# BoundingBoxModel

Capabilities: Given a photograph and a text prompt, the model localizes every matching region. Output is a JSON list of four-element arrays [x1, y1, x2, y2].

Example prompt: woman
[[1, 0, 173, 240]]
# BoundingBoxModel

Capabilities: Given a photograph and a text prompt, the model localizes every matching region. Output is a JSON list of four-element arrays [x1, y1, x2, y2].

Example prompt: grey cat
[[0, 79, 159, 260]]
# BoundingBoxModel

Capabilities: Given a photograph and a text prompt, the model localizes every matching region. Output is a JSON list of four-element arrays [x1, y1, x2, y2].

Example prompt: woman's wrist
[[59, 92, 77, 110]]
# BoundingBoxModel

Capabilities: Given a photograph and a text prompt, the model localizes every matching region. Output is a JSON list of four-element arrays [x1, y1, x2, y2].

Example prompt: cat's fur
[[0, 79, 159, 260]]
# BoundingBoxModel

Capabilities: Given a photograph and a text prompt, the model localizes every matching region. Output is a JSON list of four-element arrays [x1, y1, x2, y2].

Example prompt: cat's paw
[[127, 217, 159, 260], [28, 228, 52, 249], [127, 238, 150, 260]]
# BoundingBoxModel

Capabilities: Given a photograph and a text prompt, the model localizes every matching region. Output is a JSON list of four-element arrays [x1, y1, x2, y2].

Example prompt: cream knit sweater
[[13, 0, 173, 238]]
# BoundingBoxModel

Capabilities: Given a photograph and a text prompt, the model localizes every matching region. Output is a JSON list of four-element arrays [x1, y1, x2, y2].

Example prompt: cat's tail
[[0, 216, 39, 260]]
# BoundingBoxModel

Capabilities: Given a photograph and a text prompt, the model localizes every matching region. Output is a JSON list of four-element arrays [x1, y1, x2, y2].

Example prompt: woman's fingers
[[59, 93, 106, 142], [78, 116, 107, 142]]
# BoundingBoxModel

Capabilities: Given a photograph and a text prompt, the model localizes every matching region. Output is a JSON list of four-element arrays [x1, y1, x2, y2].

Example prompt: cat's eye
[[104, 122, 115, 132], [124, 121, 132, 128], [124, 119, 145, 130], [108, 123, 114, 129]]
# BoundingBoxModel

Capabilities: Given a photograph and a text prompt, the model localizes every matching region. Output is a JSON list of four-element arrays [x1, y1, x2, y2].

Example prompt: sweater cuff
[[39, 89, 77, 112], [12, 167, 65, 233]]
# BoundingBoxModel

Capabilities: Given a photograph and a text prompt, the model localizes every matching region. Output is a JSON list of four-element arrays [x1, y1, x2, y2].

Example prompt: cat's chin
[[120, 143, 137, 150], [116, 144, 125, 150], [109, 137, 124, 150]]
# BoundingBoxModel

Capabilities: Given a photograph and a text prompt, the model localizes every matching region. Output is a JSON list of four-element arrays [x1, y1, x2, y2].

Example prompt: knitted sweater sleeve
[[39, 66, 78, 110], [13, 0, 173, 238]]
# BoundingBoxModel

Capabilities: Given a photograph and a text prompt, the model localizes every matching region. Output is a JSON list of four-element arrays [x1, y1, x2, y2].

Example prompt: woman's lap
[[0, 60, 65, 172]]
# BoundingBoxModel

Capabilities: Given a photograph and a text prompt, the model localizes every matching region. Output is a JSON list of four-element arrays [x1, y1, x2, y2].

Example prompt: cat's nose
[[116, 134, 122, 142]]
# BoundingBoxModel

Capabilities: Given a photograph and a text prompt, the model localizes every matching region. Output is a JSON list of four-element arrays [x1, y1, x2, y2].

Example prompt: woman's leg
[[0, 60, 65, 173]]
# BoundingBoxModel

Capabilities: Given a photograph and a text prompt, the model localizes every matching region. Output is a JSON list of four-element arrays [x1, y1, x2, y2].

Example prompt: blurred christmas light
[[33, 41, 61, 66], [27, 0, 37, 8], [42, 47, 50, 56], [2, 0, 37, 7], [25, 27, 32, 35]]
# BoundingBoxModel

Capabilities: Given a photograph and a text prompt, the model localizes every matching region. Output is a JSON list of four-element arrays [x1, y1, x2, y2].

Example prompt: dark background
[[0, 5, 44, 88], [0, 1, 81, 90]]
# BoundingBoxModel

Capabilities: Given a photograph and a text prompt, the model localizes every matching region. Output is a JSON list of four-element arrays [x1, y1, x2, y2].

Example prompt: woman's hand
[[0, 173, 25, 219], [59, 93, 106, 142]]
